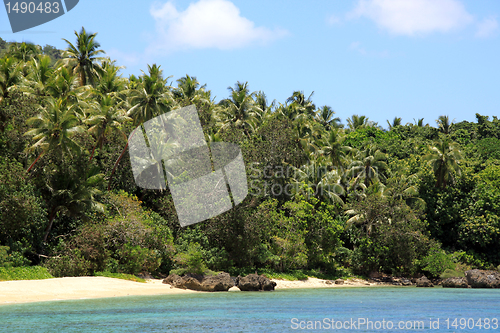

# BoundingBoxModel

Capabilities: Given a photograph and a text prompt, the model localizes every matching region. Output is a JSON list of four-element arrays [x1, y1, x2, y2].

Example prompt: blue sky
[[1, 0, 499, 128]]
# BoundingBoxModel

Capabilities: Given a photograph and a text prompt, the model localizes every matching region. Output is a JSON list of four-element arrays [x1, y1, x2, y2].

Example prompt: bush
[[420, 245, 455, 278], [440, 268, 465, 279], [173, 242, 207, 275], [94, 271, 146, 283], [0, 266, 53, 280]]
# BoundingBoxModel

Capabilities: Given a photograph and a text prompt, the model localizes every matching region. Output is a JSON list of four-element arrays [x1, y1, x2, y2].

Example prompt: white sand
[[272, 277, 373, 289], [0, 276, 197, 305], [0, 276, 374, 305]]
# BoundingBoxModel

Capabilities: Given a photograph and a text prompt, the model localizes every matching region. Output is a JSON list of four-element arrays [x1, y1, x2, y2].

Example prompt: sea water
[[0, 287, 499, 332]]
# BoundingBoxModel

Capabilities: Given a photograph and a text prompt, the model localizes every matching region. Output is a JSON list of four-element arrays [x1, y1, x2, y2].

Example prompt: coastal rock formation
[[235, 274, 277, 291], [442, 277, 468, 288], [334, 279, 344, 285], [465, 269, 500, 288], [416, 275, 434, 287], [163, 272, 234, 292]]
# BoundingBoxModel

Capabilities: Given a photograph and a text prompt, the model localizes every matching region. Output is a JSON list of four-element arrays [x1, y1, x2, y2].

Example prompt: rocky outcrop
[[235, 274, 277, 291], [163, 272, 234, 292], [416, 275, 434, 287], [465, 270, 500, 288], [442, 277, 468, 288], [334, 279, 344, 285]]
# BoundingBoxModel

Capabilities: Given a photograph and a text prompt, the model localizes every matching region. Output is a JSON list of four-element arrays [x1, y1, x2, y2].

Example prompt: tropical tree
[[28, 54, 53, 95], [61, 27, 105, 87], [347, 144, 388, 188], [25, 97, 83, 172], [386, 117, 402, 130], [288, 159, 344, 205], [346, 114, 371, 132], [6, 42, 40, 62], [318, 129, 351, 171], [423, 138, 463, 188], [282, 90, 316, 122], [216, 81, 260, 137], [173, 74, 210, 106], [315, 105, 341, 130], [436, 115, 453, 135], [126, 64, 175, 125], [0, 57, 24, 104], [42, 166, 105, 242], [86, 95, 131, 162]]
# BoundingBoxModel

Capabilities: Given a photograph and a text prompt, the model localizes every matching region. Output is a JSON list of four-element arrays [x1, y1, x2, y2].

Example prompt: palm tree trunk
[[43, 207, 57, 243], [27, 151, 44, 173], [108, 127, 138, 191]]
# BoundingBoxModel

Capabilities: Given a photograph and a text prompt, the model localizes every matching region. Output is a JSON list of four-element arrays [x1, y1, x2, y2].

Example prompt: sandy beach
[[0, 276, 374, 305]]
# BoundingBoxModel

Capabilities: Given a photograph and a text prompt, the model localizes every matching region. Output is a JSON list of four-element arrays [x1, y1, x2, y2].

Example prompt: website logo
[[3, 0, 79, 33], [128, 105, 248, 227]]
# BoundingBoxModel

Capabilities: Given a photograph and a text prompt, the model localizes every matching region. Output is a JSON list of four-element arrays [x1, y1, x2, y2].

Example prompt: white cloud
[[348, 0, 473, 36], [349, 41, 389, 57], [327, 14, 341, 26], [149, 0, 288, 52], [475, 17, 498, 38]]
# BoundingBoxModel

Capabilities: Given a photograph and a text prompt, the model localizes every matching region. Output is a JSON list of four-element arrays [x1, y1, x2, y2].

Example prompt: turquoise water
[[1, 287, 499, 332]]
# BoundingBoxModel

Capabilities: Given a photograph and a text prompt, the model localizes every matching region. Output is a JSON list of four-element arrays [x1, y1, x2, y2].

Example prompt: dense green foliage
[[1, 28, 499, 280]]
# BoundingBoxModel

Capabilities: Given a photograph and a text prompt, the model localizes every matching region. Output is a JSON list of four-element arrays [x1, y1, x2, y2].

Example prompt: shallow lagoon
[[1, 287, 499, 332]]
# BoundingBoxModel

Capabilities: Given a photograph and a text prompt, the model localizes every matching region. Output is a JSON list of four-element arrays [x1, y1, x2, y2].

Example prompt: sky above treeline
[[1, 0, 499, 128]]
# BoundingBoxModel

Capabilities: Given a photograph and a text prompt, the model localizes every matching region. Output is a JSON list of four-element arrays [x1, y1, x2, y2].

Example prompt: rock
[[163, 272, 234, 291], [416, 275, 434, 287], [334, 279, 344, 285], [236, 274, 277, 291], [325, 280, 333, 285], [201, 272, 234, 291], [442, 277, 469, 288], [465, 270, 500, 288], [401, 278, 412, 286]]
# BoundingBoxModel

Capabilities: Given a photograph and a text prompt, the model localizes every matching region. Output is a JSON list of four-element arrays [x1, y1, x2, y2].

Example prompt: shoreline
[[0, 276, 387, 305]]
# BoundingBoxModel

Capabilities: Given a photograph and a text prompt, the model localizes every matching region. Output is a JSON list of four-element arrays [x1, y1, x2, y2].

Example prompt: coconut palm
[[288, 159, 344, 205], [0, 57, 24, 104], [347, 145, 388, 188], [25, 98, 83, 172], [28, 54, 53, 95], [283, 90, 316, 122], [423, 138, 463, 188], [7, 42, 41, 62], [346, 114, 371, 132], [126, 64, 175, 125], [92, 59, 126, 100], [86, 95, 131, 162], [61, 27, 105, 87], [386, 117, 402, 130], [315, 105, 341, 130], [43, 166, 105, 242], [436, 115, 453, 135], [318, 130, 351, 171], [173, 74, 210, 106], [216, 81, 260, 137]]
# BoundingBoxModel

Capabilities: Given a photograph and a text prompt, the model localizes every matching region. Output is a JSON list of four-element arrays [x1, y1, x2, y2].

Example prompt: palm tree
[[386, 117, 402, 130], [173, 74, 210, 106], [288, 159, 344, 205], [283, 90, 316, 121], [216, 81, 260, 137], [86, 95, 131, 162], [0, 57, 23, 104], [43, 166, 105, 242], [7, 42, 41, 62], [436, 115, 453, 135], [423, 138, 463, 188], [413, 118, 428, 127], [346, 114, 370, 132], [347, 145, 388, 188], [126, 64, 174, 125], [108, 64, 175, 190], [315, 106, 341, 130], [24, 98, 83, 172], [61, 27, 105, 87], [318, 130, 351, 171], [92, 59, 126, 100], [28, 54, 53, 95]]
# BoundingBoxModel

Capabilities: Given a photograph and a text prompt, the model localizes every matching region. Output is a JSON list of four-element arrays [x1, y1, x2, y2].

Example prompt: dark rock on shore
[[334, 278, 344, 285], [416, 275, 434, 287], [235, 274, 277, 291], [465, 269, 500, 288], [163, 272, 234, 292], [442, 277, 468, 288]]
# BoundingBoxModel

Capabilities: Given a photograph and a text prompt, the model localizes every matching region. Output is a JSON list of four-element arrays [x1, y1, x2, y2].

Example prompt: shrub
[[173, 242, 207, 275], [0, 266, 53, 280]]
